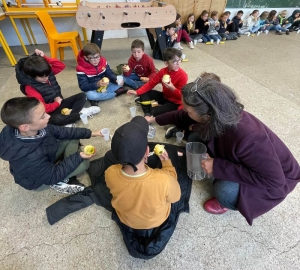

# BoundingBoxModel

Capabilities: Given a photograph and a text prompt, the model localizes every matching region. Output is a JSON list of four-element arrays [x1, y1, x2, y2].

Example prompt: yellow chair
[[0, 30, 17, 66], [36, 11, 83, 61]]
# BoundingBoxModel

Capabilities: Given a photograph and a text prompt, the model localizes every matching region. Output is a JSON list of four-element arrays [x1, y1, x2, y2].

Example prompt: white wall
[[0, 1, 298, 47]]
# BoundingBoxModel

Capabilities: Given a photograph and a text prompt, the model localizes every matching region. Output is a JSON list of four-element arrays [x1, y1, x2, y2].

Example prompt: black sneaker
[[115, 87, 128, 97], [286, 30, 290, 35], [135, 96, 141, 105], [237, 33, 241, 37], [288, 28, 294, 32], [275, 31, 283, 35], [90, 100, 99, 106], [165, 126, 181, 139], [232, 36, 238, 40]]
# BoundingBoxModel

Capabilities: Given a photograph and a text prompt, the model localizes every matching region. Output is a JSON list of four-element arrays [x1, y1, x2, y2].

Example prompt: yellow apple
[[154, 144, 165, 156], [84, 145, 95, 156]]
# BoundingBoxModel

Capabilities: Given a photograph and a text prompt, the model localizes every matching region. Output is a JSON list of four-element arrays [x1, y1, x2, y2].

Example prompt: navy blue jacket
[[0, 125, 91, 190]]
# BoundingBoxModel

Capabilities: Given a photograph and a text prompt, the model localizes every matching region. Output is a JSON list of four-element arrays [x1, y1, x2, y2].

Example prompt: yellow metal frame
[[2, 0, 87, 55], [0, 30, 17, 66]]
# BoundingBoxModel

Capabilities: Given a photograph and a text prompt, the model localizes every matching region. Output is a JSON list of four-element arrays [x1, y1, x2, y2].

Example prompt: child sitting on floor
[[173, 13, 194, 49], [265, 10, 290, 35], [277, 10, 292, 31], [127, 48, 188, 117], [15, 49, 100, 127], [76, 43, 127, 105], [195, 10, 213, 44], [122, 39, 157, 90], [182, 13, 203, 43], [208, 11, 225, 43], [287, 9, 300, 31], [0, 97, 104, 194], [153, 23, 177, 60], [232, 10, 244, 37], [239, 10, 261, 35], [218, 13, 238, 40], [258, 11, 270, 33]]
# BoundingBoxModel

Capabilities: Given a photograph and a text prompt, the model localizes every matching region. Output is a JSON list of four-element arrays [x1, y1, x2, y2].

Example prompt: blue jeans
[[213, 179, 240, 210], [123, 73, 145, 90], [249, 25, 261, 33], [266, 24, 288, 32], [85, 82, 121, 101], [201, 34, 211, 42], [209, 34, 222, 41]]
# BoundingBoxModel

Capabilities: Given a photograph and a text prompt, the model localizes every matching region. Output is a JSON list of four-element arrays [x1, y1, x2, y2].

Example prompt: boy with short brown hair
[[122, 39, 157, 90]]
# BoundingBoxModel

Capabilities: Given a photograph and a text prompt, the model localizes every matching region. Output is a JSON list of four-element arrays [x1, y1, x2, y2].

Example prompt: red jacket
[[123, 54, 157, 79], [136, 67, 188, 107], [25, 56, 65, 113]]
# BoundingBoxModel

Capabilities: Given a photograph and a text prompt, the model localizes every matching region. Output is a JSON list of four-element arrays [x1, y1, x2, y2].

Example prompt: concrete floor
[[0, 33, 300, 270]]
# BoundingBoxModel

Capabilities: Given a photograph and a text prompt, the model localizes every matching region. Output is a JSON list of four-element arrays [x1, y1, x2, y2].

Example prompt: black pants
[[48, 93, 86, 126], [140, 90, 179, 116]]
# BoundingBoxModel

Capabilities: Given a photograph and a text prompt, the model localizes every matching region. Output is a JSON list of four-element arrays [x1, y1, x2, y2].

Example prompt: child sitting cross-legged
[[218, 13, 238, 40], [122, 39, 157, 90], [208, 11, 226, 44], [127, 48, 188, 117], [76, 43, 127, 106], [0, 97, 105, 194], [15, 49, 100, 127]]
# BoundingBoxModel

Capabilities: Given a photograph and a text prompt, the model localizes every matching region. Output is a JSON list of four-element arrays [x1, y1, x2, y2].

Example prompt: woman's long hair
[[182, 79, 244, 141], [267, 10, 277, 21]]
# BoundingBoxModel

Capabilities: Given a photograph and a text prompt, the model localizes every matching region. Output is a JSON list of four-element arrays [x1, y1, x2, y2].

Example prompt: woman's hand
[[201, 154, 214, 175]]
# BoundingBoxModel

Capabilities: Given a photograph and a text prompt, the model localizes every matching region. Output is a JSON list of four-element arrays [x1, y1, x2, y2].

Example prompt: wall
[[0, 0, 298, 47]]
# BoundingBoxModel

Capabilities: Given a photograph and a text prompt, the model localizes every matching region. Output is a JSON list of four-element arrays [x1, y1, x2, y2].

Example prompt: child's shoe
[[285, 30, 290, 35], [115, 87, 128, 97], [189, 41, 194, 49], [232, 36, 238, 40], [256, 31, 261, 36], [264, 30, 269, 34], [64, 123, 76, 128], [244, 31, 250, 36], [80, 106, 101, 117], [275, 31, 283, 35], [237, 33, 241, 37], [222, 37, 226, 41], [173, 42, 183, 50], [197, 38, 203, 43], [50, 180, 85, 194]]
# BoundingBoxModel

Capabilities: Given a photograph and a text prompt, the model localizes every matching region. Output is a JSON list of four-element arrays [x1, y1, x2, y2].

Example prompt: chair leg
[[0, 32, 17, 66], [59, 47, 65, 61], [70, 39, 79, 60], [20, 18, 33, 45], [49, 40, 57, 59], [77, 35, 83, 50]]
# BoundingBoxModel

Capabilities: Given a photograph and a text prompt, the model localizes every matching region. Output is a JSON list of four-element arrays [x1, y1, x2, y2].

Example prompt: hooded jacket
[[0, 125, 91, 190], [287, 9, 300, 24], [76, 50, 117, 92], [15, 56, 63, 103]]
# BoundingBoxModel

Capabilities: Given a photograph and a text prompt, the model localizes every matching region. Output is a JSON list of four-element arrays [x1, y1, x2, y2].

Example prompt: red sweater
[[136, 67, 188, 107], [25, 56, 65, 113], [123, 54, 157, 79]]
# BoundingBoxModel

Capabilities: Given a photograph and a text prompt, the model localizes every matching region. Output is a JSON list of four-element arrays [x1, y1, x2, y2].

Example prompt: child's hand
[[80, 152, 96, 159], [35, 49, 44, 57], [225, 31, 229, 34], [97, 80, 109, 87], [205, 22, 209, 26], [54, 97, 62, 104], [91, 130, 103, 137], [127, 90, 137, 95], [159, 149, 169, 161], [140, 77, 149, 82], [122, 65, 130, 72], [195, 29, 199, 33], [162, 81, 175, 91], [228, 21, 233, 24]]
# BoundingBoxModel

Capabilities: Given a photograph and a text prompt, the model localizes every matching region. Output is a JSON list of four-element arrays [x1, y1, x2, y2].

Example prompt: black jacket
[[0, 125, 91, 190], [195, 17, 209, 34], [15, 57, 63, 102]]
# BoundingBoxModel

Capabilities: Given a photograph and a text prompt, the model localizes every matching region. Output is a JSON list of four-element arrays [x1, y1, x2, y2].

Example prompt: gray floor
[[0, 33, 300, 270]]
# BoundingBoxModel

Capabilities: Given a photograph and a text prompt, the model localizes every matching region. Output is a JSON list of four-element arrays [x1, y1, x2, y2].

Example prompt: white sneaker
[[178, 43, 183, 50], [257, 31, 261, 36], [198, 38, 203, 43], [217, 39, 220, 44], [244, 31, 250, 35], [64, 123, 76, 128], [50, 182, 85, 194], [80, 106, 101, 118], [265, 30, 269, 34], [189, 41, 194, 49]]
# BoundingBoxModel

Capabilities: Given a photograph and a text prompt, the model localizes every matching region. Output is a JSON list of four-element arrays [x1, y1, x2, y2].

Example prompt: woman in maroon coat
[[146, 78, 300, 225]]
